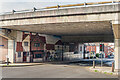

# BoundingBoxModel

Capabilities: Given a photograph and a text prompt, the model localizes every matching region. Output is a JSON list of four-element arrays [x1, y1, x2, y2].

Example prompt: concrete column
[[112, 22, 120, 72], [114, 39, 120, 71], [8, 40, 15, 63]]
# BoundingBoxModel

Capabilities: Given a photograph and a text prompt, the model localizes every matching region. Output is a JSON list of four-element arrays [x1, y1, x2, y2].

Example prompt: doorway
[[23, 52, 27, 62]]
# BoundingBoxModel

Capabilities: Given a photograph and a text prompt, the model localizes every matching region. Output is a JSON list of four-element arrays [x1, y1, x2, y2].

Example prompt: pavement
[[88, 66, 119, 75], [0, 61, 75, 67], [82, 58, 114, 67], [2, 64, 118, 78], [0, 63, 45, 67], [0, 58, 114, 67], [1, 59, 119, 78]]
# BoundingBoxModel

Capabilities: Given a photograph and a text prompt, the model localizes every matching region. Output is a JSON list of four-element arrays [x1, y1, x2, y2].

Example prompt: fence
[[0, 0, 120, 15]]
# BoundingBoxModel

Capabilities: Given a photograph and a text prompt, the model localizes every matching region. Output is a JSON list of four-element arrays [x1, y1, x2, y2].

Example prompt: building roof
[[22, 34, 29, 41], [31, 35, 46, 43], [55, 40, 63, 45], [46, 44, 55, 50]]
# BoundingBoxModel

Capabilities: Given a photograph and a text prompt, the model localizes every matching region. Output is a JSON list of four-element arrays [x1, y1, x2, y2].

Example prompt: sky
[[0, 0, 114, 13]]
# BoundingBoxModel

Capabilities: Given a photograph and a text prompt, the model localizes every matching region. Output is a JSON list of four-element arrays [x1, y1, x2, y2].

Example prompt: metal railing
[[0, 0, 120, 15]]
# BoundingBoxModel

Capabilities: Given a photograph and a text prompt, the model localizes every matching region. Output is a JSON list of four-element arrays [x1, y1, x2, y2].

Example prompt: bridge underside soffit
[[2, 21, 113, 36], [2, 21, 114, 42]]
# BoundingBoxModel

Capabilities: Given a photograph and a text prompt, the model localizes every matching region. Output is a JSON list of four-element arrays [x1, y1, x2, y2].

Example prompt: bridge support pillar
[[114, 39, 120, 72], [112, 23, 120, 72], [8, 40, 15, 63]]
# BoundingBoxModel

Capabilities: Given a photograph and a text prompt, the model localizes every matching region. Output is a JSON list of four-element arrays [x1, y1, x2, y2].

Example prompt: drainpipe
[[62, 44, 64, 61], [30, 32, 32, 62], [83, 44, 86, 59], [13, 40, 16, 63]]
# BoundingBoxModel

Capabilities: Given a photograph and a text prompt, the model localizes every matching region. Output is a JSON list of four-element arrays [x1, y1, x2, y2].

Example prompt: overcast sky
[[0, 0, 113, 13]]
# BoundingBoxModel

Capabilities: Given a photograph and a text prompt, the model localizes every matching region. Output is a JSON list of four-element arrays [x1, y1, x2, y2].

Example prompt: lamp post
[[83, 44, 86, 59]]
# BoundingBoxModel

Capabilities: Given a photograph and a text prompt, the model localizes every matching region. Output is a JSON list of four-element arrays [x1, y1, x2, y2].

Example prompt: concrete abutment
[[112, 23, 120, 72]]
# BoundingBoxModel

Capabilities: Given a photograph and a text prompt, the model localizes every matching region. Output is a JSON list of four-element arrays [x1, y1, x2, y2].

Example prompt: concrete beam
[[62, 35, 114, 43], [0, 21, 113, 36], [0, 13, 119, 27], [112, 24, 120, 39], [0, 34, 11, 40]]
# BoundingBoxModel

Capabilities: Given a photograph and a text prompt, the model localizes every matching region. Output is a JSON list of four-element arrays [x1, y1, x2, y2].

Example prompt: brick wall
[[0, 36, 8, 62]]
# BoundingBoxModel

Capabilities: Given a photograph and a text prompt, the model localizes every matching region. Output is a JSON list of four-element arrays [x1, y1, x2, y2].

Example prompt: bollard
[[112, 62, 114, 72], [12, 10, 15, 14], [93, 61, 95, 68], [7, 58, 9, 65], [33, 7, 36, 12]]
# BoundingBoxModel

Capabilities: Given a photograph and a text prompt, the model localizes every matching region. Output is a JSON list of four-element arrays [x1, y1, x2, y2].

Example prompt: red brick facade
[[46, 44, 55, 50], [86, 46, 96, 53], [0, 36, 8, 62], [16, 42, 23, 52]]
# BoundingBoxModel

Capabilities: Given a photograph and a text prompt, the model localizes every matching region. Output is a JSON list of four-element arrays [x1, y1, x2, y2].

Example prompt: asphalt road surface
[[2, 64, 118, 78]]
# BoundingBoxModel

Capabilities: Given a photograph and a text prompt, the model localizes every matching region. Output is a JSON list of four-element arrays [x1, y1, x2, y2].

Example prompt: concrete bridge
[[0, 2, 120, 72]]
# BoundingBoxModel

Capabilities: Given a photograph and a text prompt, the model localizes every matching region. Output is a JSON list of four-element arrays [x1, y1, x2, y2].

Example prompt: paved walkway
[[0, 58, 114, 67], [88, 66, 119, 75], [0, 63, 45, 67], [2, 64, 118, 78]]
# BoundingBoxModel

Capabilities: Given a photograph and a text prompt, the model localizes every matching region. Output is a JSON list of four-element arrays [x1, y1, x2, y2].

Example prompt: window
[[74, 51, 78, 54], [80, 46, 82, 51], [93, 47, 95, 51], [34, 43, 40, 47], [35, 54, 42, 58], [24, 42, 28, 46], [57, 46, 59, 49], [18, 52, 21, 57], [27, 52, 29, 56], [64, 45, 66, 49]]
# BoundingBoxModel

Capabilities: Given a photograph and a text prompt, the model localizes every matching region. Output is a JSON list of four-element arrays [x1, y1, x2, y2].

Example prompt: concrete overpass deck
[[0, 4, 118, 42]]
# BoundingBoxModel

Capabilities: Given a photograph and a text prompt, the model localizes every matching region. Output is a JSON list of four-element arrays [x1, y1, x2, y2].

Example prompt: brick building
[[0, 29, 86, 63], [15, 32, 64, 63], [85, 43, 114, 58], [0, 36, 8, 63]]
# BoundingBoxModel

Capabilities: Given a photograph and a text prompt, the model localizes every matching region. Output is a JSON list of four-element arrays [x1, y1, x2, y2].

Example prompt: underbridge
[[0, 1, 120, 72]]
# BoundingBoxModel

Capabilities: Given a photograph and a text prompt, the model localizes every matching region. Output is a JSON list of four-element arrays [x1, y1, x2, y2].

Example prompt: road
[[67, 58, 114, 66], [2, 64, 117, 78]]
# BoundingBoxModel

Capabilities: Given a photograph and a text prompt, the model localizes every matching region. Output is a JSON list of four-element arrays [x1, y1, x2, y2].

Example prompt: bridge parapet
[[0, 4, 120, 21]]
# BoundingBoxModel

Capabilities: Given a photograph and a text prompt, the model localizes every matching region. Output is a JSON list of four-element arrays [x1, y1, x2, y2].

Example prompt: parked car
[[99, 53, 104, 58], [108, 55, 114, 59]]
